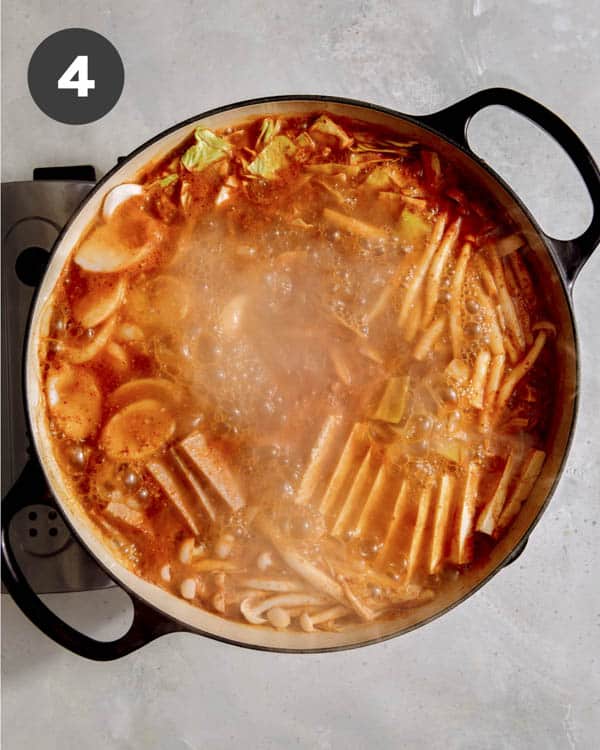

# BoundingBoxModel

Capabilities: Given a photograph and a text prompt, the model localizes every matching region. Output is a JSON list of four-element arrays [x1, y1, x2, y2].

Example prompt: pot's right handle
[[418, 87, 600, 285], [1, 459, 184, 661]]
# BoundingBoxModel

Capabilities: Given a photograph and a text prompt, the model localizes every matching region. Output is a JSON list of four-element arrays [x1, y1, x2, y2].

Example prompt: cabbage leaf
[[310, 115, 352, 148], [295, 132, 315, 149], [147, 173, 179, 190], [305, 163, 361, 177], [397, 208, 430, 246], [365, 165, 396, 189], [351, 136, 417, 155], [181, 128, 232, 172], [247, 135, 296, 179], [158, 173, 179, 188], [256, 117, 282, 148]]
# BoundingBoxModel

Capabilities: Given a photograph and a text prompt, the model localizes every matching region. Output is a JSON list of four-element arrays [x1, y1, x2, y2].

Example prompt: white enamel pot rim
[[3, 89, 599, 660]]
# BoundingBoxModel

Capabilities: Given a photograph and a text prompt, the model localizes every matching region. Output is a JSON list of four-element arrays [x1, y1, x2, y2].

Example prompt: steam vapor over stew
[[41, 112, 557, 632]]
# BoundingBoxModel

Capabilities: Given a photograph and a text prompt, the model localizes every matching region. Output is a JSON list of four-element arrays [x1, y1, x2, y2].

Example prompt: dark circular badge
[[28, 28, 124, 125]]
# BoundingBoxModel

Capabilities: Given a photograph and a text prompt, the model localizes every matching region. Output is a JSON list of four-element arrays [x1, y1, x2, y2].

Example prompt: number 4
[[58, 55, 95, 98]]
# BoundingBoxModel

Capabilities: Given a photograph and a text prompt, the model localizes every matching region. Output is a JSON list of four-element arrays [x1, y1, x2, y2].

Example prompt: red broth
[[40, 112, 557, 631]]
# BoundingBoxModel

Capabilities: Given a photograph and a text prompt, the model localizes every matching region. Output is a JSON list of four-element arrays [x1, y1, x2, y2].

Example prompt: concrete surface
[[2, 1, 599, 748]]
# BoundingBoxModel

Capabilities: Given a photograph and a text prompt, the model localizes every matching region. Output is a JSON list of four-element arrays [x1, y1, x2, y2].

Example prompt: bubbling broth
[[40, 113, 557, 632]]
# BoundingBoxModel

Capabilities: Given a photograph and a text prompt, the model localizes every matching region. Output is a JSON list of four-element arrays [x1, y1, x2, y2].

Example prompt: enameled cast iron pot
[[2, 88, 599, 660]]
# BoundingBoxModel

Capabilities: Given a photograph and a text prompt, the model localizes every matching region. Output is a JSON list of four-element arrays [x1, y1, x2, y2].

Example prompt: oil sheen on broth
[[40, 113, 556, 632]]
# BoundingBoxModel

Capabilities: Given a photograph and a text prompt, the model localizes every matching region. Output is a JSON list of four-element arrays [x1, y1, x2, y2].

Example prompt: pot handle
[[418, 87, 600, 285], [1, 459, 183, 661]]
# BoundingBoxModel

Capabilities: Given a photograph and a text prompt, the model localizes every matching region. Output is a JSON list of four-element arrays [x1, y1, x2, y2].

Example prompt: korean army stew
[[41, 112, 557, 633]]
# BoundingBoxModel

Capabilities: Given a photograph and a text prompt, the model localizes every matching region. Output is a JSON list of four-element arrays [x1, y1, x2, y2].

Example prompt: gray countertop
[[2, 1, 599, 748]]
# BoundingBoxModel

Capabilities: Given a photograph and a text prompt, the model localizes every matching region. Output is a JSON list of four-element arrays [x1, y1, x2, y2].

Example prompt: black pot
[[3, 88, 599, 660]]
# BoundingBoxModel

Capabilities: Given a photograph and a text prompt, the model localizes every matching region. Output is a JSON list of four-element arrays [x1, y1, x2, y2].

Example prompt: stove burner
[[15, 246, 49, 286], [2, 169, 114, 593], [14, 505, 72, 557]]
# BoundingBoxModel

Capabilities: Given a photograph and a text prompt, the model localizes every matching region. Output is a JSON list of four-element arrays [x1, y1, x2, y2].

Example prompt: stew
[[40, 112, 557, 632]]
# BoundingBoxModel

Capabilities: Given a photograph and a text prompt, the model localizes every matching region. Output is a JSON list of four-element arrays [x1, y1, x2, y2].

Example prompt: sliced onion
[[102, 183, 143, 221]]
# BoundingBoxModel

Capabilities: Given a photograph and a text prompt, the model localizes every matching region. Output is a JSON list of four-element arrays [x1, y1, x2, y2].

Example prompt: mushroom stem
[[255, 516, 346, 604], [240, 593, 329, 625], [299, 605, 350, 632]]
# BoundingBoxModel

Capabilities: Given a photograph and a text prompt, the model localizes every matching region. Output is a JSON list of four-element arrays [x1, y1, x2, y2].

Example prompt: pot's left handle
[[1, 459, 183, 661], [418, 87, 600, 285]]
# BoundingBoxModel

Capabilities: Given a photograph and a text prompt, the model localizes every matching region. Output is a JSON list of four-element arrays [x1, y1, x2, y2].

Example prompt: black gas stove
[[1, 167, 113, 593]]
